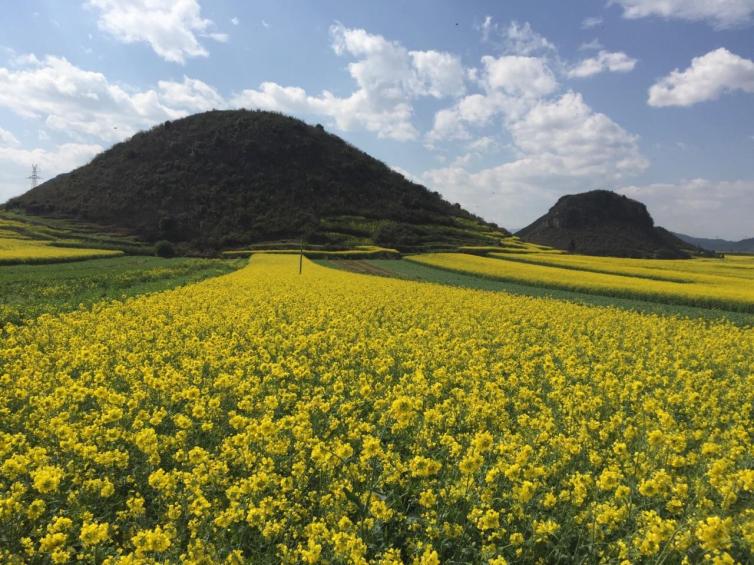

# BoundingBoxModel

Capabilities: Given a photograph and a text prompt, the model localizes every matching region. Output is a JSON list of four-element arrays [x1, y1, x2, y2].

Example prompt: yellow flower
[[696, 516, 732, 552], [415, 547, 440, 565], [419, 489, 437, 508], [410, 456, 441, 478], [477, 509, 499, 531], [80, 521, 109, 546], [32, 466, 63, 494]]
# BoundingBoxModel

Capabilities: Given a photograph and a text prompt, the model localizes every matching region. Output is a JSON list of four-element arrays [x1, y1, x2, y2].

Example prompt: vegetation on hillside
[[518, 190, 706, 258], [6, 110, 507, 252]]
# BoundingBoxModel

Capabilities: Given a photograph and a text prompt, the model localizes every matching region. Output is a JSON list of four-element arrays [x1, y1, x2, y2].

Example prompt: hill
[[4, 110, 507, 252], [517, 190, 704, 258], [675, 233, 754, 254]]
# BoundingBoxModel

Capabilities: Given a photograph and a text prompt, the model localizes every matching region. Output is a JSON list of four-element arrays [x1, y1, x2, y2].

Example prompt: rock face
[[5, 110, 505, 251], [518, 190, 703, 258]]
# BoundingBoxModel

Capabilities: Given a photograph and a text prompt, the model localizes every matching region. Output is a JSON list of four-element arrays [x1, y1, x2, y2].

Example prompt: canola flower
[[408, 252, 754, 312], [0, 236, 121, 265], [0, 254, 753, 563], [490, 252, 754, 283]]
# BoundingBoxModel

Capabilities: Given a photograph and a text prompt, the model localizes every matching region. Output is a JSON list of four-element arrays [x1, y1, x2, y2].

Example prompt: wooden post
[[299, 238, 303, 274]]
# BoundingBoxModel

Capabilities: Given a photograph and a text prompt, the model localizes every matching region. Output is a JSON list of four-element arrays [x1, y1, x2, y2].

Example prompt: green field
[[0, 256, 245, 326]]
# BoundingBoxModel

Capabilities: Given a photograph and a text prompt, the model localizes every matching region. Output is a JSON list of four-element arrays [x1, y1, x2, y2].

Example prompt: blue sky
[[1, 1, 753, 238]]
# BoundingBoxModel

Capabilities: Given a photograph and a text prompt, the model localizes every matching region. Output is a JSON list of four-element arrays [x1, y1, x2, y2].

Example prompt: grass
[[0, 255, 245, 326], [319, 258, 754, 326]]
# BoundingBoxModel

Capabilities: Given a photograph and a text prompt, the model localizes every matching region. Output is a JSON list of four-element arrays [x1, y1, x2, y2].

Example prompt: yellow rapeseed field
[[0, 236, 123, 265], [1, 254, 753, 563], [489, 253, 754, 283], [408, 253, 754, 312]]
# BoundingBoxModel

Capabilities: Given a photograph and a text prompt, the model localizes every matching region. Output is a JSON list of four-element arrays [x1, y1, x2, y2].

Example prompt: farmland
[[1, 253, 752, 563], [407, 253, 754, 313], [0, 256, 245, 326]]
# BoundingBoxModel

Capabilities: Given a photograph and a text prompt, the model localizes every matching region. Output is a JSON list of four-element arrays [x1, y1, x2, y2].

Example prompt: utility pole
[[27, 164, 42, 189], [299, 238, 304, 274]]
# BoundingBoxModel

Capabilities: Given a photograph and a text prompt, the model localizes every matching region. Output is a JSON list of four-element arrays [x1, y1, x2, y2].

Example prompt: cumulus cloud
[[156, 76, 226, 112], [232, 24, 466, 141], [424, 92, 648, 228], [426, 53, 558, 143], [85, 0, 226, 64], [502, 21, 556, 55], [613, 0, 754, 29], [479, 17, 556, 57], [648, 48, 754, 107], [568, 50, 637, 78], [618, 179, 754, 239], [482, 55, 558, 97], [0, 55, 225, 142]]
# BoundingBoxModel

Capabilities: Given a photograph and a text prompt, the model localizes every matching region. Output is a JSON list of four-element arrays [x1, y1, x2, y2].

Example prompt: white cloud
[[390, 165, 420, 183], [579, 39, 604, 51], [0, 142, 102, 173], [467, 136, 497, 153], [480, 16, 495, 42], [482, 55, 558, 97], [582, 16, 604, 29], [479, 17, 555, 56], [613, 0, 754, 28], [0, 55, 226, 142], [0, 142, 104, 202], [427, 54, 557, 143], [568, 50, 637, 78], [502, 21, 556, 55], [85, 0, 226, 64], [648, 48, 754, 107], [231, 17, 239, 26], [232, 24, 466, 141], [618, 179, 754, 239], [424, 92, 648, 228], [156, 76, 225, 112], [410, 51, 466, 98], [0, 127, 20, 146]]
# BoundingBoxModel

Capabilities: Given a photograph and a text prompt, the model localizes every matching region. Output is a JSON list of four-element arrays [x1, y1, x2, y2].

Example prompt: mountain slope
[[675, 233, 754, 253], [5, 110, 507, 251], [517, 190, 704, 258]]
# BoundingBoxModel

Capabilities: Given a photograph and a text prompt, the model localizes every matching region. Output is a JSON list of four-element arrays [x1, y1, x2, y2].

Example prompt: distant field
[[407, 253, 754, 313], [320, 258, 754, 325], [0, 256, 244, 326], [0, 210, 151, 263], [0, 236, 123, 265]]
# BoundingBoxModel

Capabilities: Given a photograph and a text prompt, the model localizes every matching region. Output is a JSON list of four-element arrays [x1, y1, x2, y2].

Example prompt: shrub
[[154, 240, 176, 258]]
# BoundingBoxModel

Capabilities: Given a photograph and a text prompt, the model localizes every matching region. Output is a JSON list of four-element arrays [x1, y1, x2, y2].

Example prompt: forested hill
[[6, 110, 506, 252]]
